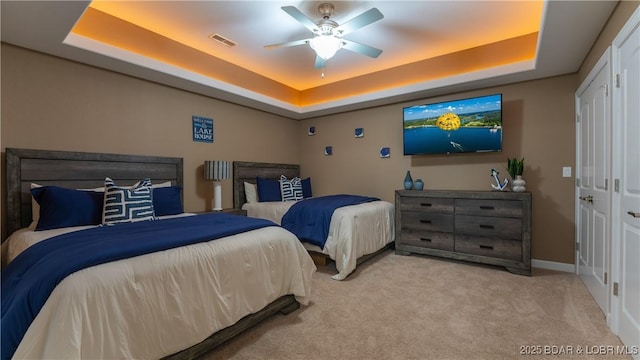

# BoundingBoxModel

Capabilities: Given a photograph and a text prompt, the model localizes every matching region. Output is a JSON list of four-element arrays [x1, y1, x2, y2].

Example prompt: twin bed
[[1, 149, 394, 359], [232, 161, 395, 280]]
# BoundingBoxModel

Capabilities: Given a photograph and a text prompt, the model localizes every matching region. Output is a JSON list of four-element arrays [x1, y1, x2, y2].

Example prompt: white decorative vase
[[512, 175, 526, 192]]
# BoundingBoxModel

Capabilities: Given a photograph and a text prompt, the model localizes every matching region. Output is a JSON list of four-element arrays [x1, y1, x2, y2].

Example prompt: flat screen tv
[[403, 93, 502, 155]]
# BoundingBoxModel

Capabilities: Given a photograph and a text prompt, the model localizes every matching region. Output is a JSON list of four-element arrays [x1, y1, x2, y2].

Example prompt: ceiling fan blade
[[264, 38, 311, 50], [341, 39, 383, 58], [335, 8, 383, 36], [281, 6, 320, 33], [314, 56, 326, 69]]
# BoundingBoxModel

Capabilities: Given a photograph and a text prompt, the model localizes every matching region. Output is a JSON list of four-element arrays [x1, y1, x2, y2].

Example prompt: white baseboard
[[532, 259, 575, 273]]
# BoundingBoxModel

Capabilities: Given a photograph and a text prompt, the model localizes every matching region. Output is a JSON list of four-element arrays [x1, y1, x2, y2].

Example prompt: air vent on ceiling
[[208, 33, 236, 47]]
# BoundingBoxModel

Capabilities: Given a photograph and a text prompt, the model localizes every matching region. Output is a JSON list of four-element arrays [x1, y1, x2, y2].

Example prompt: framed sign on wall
[[192, 116, 213, 143]]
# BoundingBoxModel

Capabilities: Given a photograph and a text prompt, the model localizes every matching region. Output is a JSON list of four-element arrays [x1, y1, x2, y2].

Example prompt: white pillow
[[244, 182, 258, 203], [153, 181, 172, 188], [102, 178, 155, 225], [279, 175, 303, 201], [29, 183, 42, 228]]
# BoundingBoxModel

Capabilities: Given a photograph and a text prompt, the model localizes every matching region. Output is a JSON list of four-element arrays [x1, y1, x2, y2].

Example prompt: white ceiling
[[1, 1, 618, 120]]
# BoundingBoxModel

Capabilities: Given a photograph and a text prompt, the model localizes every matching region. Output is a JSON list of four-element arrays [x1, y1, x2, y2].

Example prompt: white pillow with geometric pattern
[[102, 177, 155, 225], [279, 175, 303, 201]]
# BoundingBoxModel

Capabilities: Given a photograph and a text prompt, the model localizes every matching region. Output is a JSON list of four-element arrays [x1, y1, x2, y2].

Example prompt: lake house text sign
[[192, 116, 213, 143]]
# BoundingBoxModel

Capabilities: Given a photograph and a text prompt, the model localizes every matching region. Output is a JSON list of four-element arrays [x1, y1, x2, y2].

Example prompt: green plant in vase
[[507, 157, 526, 192]]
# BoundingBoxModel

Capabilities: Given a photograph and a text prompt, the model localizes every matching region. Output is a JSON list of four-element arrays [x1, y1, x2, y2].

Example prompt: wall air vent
[[208, 33, 236, 47]]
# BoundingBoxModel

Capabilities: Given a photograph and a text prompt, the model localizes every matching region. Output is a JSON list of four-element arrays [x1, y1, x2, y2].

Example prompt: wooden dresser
[[395, 190, 532, 275]]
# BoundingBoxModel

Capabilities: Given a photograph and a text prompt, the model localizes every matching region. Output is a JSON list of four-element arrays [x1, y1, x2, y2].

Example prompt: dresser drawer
[[455, 215, 521, 240], [399, 197, 454, 213], [399, 231, 454, 251], [455, 235, 522, 261], [455, 199, 522, 218], [401, 211, 454, 233]]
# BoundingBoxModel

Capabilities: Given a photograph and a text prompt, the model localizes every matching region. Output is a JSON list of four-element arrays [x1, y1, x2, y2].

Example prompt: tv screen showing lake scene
[[403, 93, 502, 155]]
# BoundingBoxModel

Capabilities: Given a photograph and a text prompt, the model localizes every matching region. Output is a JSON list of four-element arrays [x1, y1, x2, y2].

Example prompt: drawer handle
[[420, 203, 432, 207], [479, 224, 494, 229], [479, 245, 494, 250], [420, 238, 432, 242], [420, 219, 432, 224], [479, 205, 495, 210]]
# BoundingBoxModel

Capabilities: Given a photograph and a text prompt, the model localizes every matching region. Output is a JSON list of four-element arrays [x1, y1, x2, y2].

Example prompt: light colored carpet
[[204, 250, 628, 360]]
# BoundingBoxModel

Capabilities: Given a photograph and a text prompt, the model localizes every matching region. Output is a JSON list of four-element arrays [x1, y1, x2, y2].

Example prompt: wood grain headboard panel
[[5, 148, 183, 237], [233, 161, 299, 209]]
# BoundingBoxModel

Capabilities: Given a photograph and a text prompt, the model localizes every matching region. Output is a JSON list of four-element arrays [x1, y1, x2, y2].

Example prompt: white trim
[[532, 259, 575, 273]]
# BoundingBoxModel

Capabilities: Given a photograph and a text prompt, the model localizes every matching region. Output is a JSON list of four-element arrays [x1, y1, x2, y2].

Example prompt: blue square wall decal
[[380, 147, 390, 158], [324, 146, 333, 156]]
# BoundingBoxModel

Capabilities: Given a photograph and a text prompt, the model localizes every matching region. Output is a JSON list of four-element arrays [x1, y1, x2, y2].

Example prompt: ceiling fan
[[265, 3, 384, 69]]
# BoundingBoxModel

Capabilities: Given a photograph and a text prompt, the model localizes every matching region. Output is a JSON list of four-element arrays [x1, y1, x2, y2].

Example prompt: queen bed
[[1, 148, 315, 360], [233, 161, 395, 281]]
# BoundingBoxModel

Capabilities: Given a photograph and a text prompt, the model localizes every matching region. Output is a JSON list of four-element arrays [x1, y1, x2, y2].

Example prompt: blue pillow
[[31, 186, 104, 231], [153, 186, 183, 216], [257, 177, 282, 202], [301, 177, 312, 198]]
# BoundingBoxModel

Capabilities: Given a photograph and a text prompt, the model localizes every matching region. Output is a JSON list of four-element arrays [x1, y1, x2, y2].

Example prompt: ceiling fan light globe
[[309, 35, 342, 60]]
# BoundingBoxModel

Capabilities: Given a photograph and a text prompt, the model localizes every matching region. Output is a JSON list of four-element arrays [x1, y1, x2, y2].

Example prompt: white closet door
[[612, 6, 640, 355], [576, 48, 611, 316]]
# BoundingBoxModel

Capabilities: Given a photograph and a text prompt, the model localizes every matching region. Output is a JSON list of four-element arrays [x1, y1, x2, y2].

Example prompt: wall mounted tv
[[403, 93, 502, 155]]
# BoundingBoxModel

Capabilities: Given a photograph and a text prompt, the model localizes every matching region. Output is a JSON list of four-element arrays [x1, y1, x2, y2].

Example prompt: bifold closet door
[[575, 48, 611, 317], [611, 6, 640, 354]]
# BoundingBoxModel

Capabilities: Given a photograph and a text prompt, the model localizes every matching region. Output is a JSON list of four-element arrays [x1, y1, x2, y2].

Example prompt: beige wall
[[579, 1, 640, 83], [0, 44, 300, 222], [299, 75, 578, 264], [1, 1, 637, 264]]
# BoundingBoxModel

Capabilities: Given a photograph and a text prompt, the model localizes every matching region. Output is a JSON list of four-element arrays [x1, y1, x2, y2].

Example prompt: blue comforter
[[0, 213, 276, 360], [281, 194, 379, 248]]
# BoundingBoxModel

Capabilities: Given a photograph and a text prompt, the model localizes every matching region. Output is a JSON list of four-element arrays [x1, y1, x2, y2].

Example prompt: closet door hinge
[[613, 282, 619, 296], [615, 74, 620, 88], [604, 272, 608, 284], [605, 84, 609, 96], [615, 179, 620, 193], [576, 242, 580, 251], [605, 178, 608, 191], [576, 179, 581, 187], [576, 114, 580, 123]]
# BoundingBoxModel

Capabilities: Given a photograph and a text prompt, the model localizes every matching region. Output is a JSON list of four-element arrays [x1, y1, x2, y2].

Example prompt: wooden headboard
[[5, 148, 183, 237], [233, 161, 299, 209]]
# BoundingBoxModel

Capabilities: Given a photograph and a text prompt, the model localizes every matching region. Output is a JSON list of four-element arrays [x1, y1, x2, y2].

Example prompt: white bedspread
[[7, 218, 316, 359], [243, 200, 395, 280]]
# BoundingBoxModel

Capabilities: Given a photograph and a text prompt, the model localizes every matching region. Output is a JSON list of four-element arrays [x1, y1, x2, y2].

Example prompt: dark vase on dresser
[[403, 171, 413, 190]]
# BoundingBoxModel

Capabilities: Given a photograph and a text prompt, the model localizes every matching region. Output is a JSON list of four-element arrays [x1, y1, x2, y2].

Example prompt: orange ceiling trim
[[73, 7, 301, 105], [72, 7, 537, 109], [299, 33, 538, 106]]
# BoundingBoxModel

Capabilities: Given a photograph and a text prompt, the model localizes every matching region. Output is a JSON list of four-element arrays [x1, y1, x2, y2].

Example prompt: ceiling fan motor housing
[[315, 19, 338, 36], [315, 3, 338, 36]]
